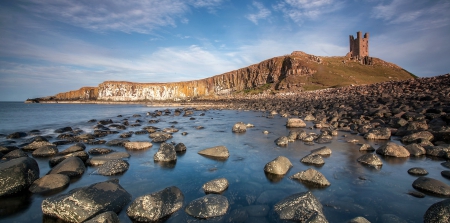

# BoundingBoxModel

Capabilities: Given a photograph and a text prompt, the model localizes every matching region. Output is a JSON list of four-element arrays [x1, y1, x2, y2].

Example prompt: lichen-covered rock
[[198, 146, 229, 158], [364, 127, 391, 140], [6, 132, 27, 139], [85, 211, 120, 223], [0, 157, 40, 196], [232, 122, 247, 133], [412, 177, 450, 196], [175, 143, 186, 152], [185, 194, 229, 218], [29, 174, 70, 194], [32, 145, 58, 157], [357, 154, 383, 168], [264, 156, 293, 175], [301, 154, 325, 165], [286, 118, 306, 128], [42, 180, 131, 223], [275, 136, 289, 146], [154, 143, 177, 162], [127, 186, 184, 222], [124, 141, 152, 150], [401, 131, 434, 144], [202, 178, 229, 194], [86, 152, 130, 166], [290, 168, 330, 187], [310, 146, 332, 156], [359, 144, 375, 151], [97, 159, 129, 176], [424, 198, 450, 223], [376, 142, 410, 157], [22, 141, 55, 151], [274, 191, 328, 222], [48, 156, 85, 178]]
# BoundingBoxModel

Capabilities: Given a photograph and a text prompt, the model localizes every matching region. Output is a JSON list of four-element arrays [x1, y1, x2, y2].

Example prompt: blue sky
[[0, 0, 449, 101]]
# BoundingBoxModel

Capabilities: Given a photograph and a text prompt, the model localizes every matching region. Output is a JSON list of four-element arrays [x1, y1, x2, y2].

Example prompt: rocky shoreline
[[4, 73, 450, 222]]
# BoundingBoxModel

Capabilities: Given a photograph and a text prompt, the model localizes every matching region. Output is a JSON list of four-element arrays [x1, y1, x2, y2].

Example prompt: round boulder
[[185, 194, 229, 218], [97, 159, 129, 176], [0, 157, 40, 196], [290, 168, 330, 187], [376, 142, 410, 157], [442, 171, 450, 179], [408, 167, 428, 176], [286, 118, 306, 128], [357, 154, 383, 168], [154, 143, 177, 162], [88, 148, 114, 155], [22, 141, 55, 151], [59, 143, 85, 155], [198, 146, 229, 159], [49, 151, 89, 167], [124, 141, 153, 150], [202, 178, 229, 194], [175, 143, 186, 152], [2, 149, 28, 160], [32, 145, 58, 157], [264, 156, 293, 175], [424, 198, 450, 223], [301, 154, 325, 165], [29, 174, 70, 194], [48, 156, 86, 178], [127, 186, 184, 222], [412, 176, 450, 196], [364, 127, 391, 140], [404, 143, 426, 156], [232, 122, 247, 133], [274, 191, 327, 222]]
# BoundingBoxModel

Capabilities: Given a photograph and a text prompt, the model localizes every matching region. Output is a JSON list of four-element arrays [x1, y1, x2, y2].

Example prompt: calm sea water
[[0, 102, 447, 223]]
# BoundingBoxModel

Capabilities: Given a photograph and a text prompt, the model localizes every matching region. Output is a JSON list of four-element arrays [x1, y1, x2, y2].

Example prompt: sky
[[0, 0, 449, 101]]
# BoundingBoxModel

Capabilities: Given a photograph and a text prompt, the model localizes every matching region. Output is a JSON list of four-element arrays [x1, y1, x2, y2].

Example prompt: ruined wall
[[54, 87, 98, 100], [349, 31, 369, 58]]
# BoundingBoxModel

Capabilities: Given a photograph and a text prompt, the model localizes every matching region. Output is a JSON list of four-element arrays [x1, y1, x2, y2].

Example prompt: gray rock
[[154, 142, 177, 162], [359, 144, 375, 151], [304, 114, 316, 121], [286, 118, 306, 128], [59, 143, 86, 155], [127, 186, 184, 222], [124, 141, 152, 150], [42, 180, 131, 222], [401, 131, 434, 144], [22, 141, 54, 151], [149, 132, 173, 143], [175, 143, 186, 152], [364, 127, 391, 140], [85, 211, 120, 223], [88, 148, 114, 155], [426, 144, 450, 157], [301, 154, 325, 165], [2, 149, 28, 160], [407, 167, 428, 175], [55, 126, 73, 133], [357, 154, 383, 168], [404, 143, 426, 156], [163, 127, 179, 133], [202, 178, 229, 194], [106, 139, 130, 146], [264, 156, 293, 175], [86, 152, 130, 166], [232, 122, 247, 133], [32, 145, 58, 157], [49, 151, 89, 167], [7, 132, 27, 139], [274, 191, 328, 222], [185, 194, 229, 218], [29, 174, 70, 194], [97, 159, 129, 176], [348, 216, 371, 223], [0, 157, 40, 196], [311, 146, 332, 156], [412, 176, 450, 196], [424, 198, 450, 223], [376, 142, 410, 157], [290, 168, 330, 187], [48, 156, 85, 178], [198, 146, 229, 158], [275, 136, 289, 146]]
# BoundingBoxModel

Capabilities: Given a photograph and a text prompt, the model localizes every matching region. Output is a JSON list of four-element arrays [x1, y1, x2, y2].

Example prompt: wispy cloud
[[246, 2, 272, 25], [274, 0, 339, 23]]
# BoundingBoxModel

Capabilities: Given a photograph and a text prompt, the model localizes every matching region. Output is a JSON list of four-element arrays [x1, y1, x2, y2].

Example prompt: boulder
[[106, 139, 130, 146], [175, 143, 186, 152], [301, 154, 325, 165], [376, 142, 410, 157], [348, 216, 371, 223], [198, 146, 229, 158], [124, 141, 153, 150], [42, 180, 131, 222], [97, 159, 129, 176], [290, 168, 330, 187], [32, 145, 58, 157], [275, 136, 289, 146], [29, 174, 70, 194], [59, 143, 86, 155], [424, 198, 450, 223], [2, 149, 28, 160], [88, 148, 114, 155], [85, 211, 120, 223], [359, 144, 375, 151], [163, 127, 179, 133], [304, 114, 316, 121], [442, 171, 450, 179], [127, 186, 184, 222], [404, 143, 426, 156], [401, 131, 434, 144], [6, 132, 27, 139], [286, 118, 306, 128], [49, 151, 89, 167], [48, 156, 85, 178], [426, 144, 450, 157], [55, 127, 73, 133], [185, 194, 229, 218], [412, 177, 450, 196], [154, 143, 177, 162], [0, 157, 40, 196], [273, 191, 328, 222], [264, 156, 293, 175], [310, 146, 332, 156], [22, 141, 55, 151], [357, 154, 383, 168], [408, 167, 428, 175], [232, 122, 247, 133], [202, 178, 229, 194], [364, 127, 391, 140], [86, 152, 131, 166]]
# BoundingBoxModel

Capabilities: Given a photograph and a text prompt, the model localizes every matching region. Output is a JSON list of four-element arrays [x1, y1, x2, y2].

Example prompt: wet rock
[[425, 144, 450, 157], [88, 148, 114, 155], [364, 127, 391, 140], [348, 216, 371, 223], [54, 127, 73, 133], [408, 167, 428, 175], [150, 132, 173, 143], [290, 168, 330, 187], [442, 171, 450, 179], [175, 143, 186, 152], [154, 143, 177, 162], [310, 146, 332, 156], [232, 122, 247, 133], [42, 180, 131, 222], [376, 142, 410, 157], [163, 127, 179, 133], [119, 132, 132, 138], [275, 136, 289, 146], [7, 132, 27, 139], [442, 161, 450, 169], [401, 131, 434, 144], [59, 143, 86, 155], [412, 176, 450, 196], [29, 174, 70, 194], [106, 139, 130, 146], [424, 198, 450, 223], [286, 118, 306, 128], [273, 191, 327, 222], [22, 141, 55, 151], [0, 157, 40, 196], [127, 186, 184, 222], [98, 119, 113, 125], [97, 159, 129, 176], [49, 151, 89, 167], [2, 149, 28, 160], [85, 211, 120, 223], [264, 156, 292, 175], [32, 145, 58, 157], [359, 144, 375, 151], [357, 154, 383, 168], [407, 190, 425, 198], [48, 156, 85, 178], [124, 141, 152, 150], [404, 143, 426, 156], [202, 178, 229, 194], [185, 194, 229, 218], [301, 154, 325, 165], [198, 145, 229, 158]]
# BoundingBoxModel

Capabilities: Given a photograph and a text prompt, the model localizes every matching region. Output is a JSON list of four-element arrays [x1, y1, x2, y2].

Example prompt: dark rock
[[424, 198, 450, 223], [232, 122, 247, 133], [408, 167, 428, 175], [290, 168, 330, 187], [126, 186, 184, 222], [407, 190, 425, 198], [426, 144, 450, 157], [364, 127, 391, 140], [442, 161, 450, 169], [119, 132, 132, 138], [404, 143, 426, 156], [86, 152, 130, 166], [106, 139, 129, 146], [59, 143, 85, 155], [412, 176, 450, 196], [49, 151, 89, 167], [441, 170, 450, 179], [175, 143, 186, 152], [85, 211, 120, 223], [301, 154, 325, 165], [401, 131, 434, 144], [198, 145, 229, 158], [98, 119, 113, 125], [264, 156, 292, 175], [24, 136, 48, 144], [97, 159, 129, 176], [202, 178, 229, 194], [48, 157, 85, 178], [41, 180, 131, 222], [376, 142, 410, 157], [275, 136, 289, 146], [29, 174, 70, 194], [88, 148, 114, 155], [286, 118, 306, 128], [7, 132, 27, 139], [55, 127, 73, 133], [154, 143, 177, 162], [273, 191, 327, 222], [2, 149, 28, 160], [32, 145, 58, 157], [0, 157, 40, 196], [357, 153, 383, 168], [185, 194, 229, 218]]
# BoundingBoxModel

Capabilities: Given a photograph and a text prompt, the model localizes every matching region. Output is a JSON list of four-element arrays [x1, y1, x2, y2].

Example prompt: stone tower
[[349, 31, 369, 58]]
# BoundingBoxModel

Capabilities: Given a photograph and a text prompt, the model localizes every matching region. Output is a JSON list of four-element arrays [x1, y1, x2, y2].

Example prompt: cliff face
[[54, 87, 98, 100]]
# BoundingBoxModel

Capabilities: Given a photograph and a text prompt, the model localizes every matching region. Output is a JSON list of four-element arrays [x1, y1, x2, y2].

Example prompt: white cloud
[[246, 2, 272, 25], [274, 0, 338, 22]]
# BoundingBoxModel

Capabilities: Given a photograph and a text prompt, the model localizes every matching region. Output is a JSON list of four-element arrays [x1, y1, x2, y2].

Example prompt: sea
[[0, 101, 446, 222]]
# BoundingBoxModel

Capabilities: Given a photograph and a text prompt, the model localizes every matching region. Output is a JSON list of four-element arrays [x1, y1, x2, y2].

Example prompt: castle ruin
[[348, 31, 372, 65]]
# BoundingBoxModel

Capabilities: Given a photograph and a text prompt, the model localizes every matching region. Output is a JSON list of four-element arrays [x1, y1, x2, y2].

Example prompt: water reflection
[[154, 160, 177, 169], [264, 172, 286, 183], [0, 191, 33, 217]]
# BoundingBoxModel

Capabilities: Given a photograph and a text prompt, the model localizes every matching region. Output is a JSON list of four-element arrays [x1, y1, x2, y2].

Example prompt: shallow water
[[0, 102, 447, 223]]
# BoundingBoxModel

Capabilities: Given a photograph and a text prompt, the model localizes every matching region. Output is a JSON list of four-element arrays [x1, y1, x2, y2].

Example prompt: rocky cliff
[[41, 51, 415, 101]]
